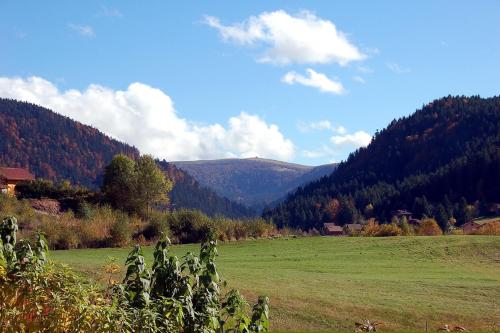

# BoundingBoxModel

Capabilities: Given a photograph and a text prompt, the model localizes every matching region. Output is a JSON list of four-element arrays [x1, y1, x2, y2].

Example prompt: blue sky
[[1, 1, 499, 165]]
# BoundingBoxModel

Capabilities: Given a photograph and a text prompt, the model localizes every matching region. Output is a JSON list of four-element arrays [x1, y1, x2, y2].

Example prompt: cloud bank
[[282, 69, 345, 94], [0, 76, 295, 161], [205, 10, 365, 65]]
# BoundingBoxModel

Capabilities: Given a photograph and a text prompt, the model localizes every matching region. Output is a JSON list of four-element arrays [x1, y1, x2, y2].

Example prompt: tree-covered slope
[[264, 96, 500, 229], [173, 157, 337, 210], [0, 98, 253, 217]]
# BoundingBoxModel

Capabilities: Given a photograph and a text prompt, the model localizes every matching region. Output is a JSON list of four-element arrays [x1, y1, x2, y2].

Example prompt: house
[[0, 167, 35, 195], [344, 224, 362, 234], [392, 210, 413, 219], [460, 221, 481, 234], [323, 223, 344, 236]]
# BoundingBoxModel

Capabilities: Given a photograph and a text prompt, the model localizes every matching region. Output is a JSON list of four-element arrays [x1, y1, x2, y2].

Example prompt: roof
[[323, 223, 343, 232], [392, 209, 412, 216], [345, 224, 362, 230], [0, 167, 35, 181], [461, 221, 480, 227]]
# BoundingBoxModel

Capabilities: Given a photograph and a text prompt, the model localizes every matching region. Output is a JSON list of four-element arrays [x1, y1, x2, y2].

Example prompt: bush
[[376, 223, 402, 237], [0, 215, 270, 333], [141, 217, 169, 241], [362, 219, 380, 236], [167, 209, 214, 243], [417, 218, 443, 236], [108, 217, 132, 247]]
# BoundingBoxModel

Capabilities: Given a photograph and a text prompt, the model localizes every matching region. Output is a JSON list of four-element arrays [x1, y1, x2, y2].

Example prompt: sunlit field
[[52, 236, 500, 332]]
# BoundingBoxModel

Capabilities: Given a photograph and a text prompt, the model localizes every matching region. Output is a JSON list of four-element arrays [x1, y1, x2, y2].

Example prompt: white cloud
[[204, 10, 365, 65], [282, 69, 345, 94], [309, 120, 333, 131], [0, 76, 295, 161], [386, 62, 410, 74], [353, 76, 365, 84], [95, 5, 123, 18], [331, 131, 372, 147], [357, 66, 374, 74], [298, 120, 347, 134], [68, 24, 95, 37]]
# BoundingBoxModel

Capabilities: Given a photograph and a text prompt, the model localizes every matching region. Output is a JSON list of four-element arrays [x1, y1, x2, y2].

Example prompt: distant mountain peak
[[172, 158, 337, 210]]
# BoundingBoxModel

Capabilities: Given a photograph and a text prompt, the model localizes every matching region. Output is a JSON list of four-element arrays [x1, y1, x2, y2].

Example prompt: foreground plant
[[0, 215, 270, 332]]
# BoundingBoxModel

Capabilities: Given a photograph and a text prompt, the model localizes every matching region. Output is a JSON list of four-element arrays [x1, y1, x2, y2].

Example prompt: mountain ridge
[[0, 98, 253, 218], [263, 95, 500, 229], [173, 157, 338, 210]]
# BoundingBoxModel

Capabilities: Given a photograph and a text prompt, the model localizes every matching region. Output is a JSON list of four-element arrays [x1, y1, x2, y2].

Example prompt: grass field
[[51, 236, 500, 332]]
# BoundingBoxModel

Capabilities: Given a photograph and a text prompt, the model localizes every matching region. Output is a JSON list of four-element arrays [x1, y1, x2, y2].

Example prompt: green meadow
[[51, 236, 500, 332]]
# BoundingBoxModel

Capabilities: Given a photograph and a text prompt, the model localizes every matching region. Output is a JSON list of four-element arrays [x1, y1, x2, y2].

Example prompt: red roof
[[0, 167, 35, 181]]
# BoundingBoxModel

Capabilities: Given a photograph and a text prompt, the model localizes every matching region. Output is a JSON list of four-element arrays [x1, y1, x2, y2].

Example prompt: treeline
[[158, 160, 256, 218], [264, 96, 500, 229], [6, 154, 270, 249], [0, 98, 254, 218]]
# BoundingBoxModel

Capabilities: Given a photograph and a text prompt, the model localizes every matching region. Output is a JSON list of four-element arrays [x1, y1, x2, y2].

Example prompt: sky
[[1, 1, 499, 165]]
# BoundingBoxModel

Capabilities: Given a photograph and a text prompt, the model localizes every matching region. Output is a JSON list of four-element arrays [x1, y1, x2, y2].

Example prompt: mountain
[[173, 158, 337, 210], [263, 95, 500, 229], [0, 98, 253, 218]]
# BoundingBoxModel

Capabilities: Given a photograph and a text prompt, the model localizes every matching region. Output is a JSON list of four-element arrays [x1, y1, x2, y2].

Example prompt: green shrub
[[0, 215, 270, 333], [108, 217, 132, 247], [142, 217, 169, 241]]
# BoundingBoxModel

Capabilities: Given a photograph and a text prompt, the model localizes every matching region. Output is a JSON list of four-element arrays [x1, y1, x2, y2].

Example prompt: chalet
[[323, 223, 344, 236], [344, 223, 363, 234], [0, 167, 35, 195], [392, 210, 412, 219], [460, 221, 480, 234]]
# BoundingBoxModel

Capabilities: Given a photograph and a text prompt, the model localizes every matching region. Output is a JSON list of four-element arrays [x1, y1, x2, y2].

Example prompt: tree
[[102, 154, 138, 213], [399, 216, 412, 236], [456, 197, 472, 225], [364, 203, 374, 218], [412, 196, 432, 218], [102, 154, 173, 216], [324, 198, 340, 221], [337, 197, 360, 225], [135, 155, 173, 216], [434, 204, 449, 231]]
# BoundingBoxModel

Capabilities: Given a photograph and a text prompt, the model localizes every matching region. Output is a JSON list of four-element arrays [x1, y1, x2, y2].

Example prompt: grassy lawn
[[51, 236, 500, 332]]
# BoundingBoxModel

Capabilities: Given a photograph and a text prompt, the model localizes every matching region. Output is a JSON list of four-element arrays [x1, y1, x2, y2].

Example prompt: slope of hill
[[263, 95, 500, 229], [173, 158, 337, 210], [0, 98, 253, 217]]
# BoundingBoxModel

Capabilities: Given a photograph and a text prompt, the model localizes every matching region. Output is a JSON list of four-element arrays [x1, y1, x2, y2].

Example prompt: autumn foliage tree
[[417, 218, 443, 236]]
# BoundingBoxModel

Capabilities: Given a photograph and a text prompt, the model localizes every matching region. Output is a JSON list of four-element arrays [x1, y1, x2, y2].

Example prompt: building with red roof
[[0, 167, 35, 195]]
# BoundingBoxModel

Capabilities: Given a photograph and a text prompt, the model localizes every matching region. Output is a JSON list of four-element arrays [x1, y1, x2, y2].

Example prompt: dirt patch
[[30, 199, 61, 215]]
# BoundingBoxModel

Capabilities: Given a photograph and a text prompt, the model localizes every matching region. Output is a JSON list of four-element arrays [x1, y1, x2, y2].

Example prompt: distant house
[[0, 167, 35, 195], [323, 223, 344, 236], [460, 221, 481, 234], [344, 224, 362, 234], [392, 210, 413, 219]]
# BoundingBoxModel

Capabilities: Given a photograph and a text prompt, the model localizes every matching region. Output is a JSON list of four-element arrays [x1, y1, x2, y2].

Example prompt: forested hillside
[[0, 98, 253, 217], [173, 158, 337, 210], [264, 96, 500, 229]]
